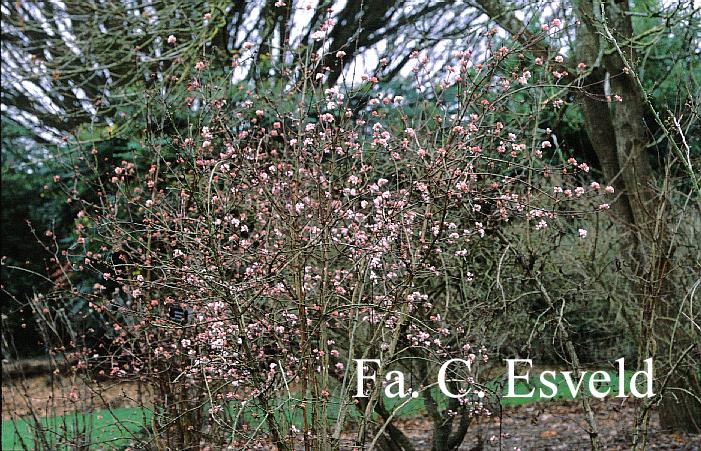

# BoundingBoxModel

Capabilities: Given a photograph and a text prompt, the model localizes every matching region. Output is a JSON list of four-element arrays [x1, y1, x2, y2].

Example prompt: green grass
[[1, 370, 636, 449], [2, 407, 150, 450]]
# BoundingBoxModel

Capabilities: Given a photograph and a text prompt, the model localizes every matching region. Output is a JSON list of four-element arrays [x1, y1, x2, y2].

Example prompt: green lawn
[[2, 407, 150, 450], [1, 370, 635, 450]]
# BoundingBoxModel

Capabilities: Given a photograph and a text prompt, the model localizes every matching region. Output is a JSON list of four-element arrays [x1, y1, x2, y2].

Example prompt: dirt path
[[2, 375, 144, 420]]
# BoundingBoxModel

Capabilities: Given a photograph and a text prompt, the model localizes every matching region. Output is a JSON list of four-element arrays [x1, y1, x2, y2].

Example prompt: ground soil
[[2, 374, 145, 420], [377, 400, 701, 450], [3, 374, 700, 449]]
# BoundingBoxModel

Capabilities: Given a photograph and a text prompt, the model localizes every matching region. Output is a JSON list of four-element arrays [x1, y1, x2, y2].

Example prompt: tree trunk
[[478, 0, 701, 436]]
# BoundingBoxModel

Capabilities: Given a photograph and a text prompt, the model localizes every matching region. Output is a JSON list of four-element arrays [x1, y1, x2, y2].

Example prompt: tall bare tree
[[475, 0, 701, 440]]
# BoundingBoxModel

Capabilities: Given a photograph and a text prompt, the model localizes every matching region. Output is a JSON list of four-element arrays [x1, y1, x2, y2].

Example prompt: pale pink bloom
[[541, 141, 552, 149], [68, 389, 79, 402], [554, 55, 564, 63], [614, 95, 622, 102], [518, 70, 531, 85], [605, 185, 615, 194], [551, 18, 562, 27], [599, 203, 610, 210], [243, 41, 253, 50], [577, 62, 587, 71], [590, 182, 600, 190], [274, 0, 286, 6], [535, 57, 543, 65], [335, 50, 346, 58], [195, 61, 206, 71], [578, 228, 588, 238], [167, 35, 177, 45], [204, 13, 212, 20]]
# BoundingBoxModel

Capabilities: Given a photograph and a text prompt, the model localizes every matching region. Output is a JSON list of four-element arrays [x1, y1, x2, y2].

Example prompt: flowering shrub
[[38, 27, 617, 450]]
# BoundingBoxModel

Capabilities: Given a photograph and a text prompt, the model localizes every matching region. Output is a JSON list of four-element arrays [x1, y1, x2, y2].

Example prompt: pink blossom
[[605, 185, 615, 194], [167, 35, 177, 45], [578, 229, 588, 238]]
